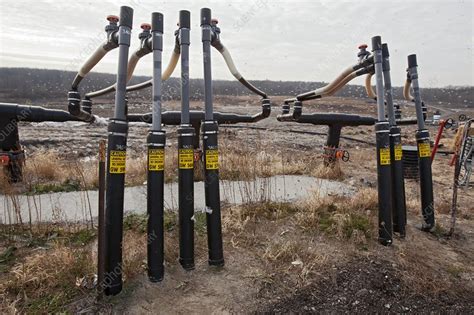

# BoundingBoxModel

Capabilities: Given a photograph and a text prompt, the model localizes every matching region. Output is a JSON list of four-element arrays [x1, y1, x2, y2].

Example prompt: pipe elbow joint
[[68, 90, 82, 116], [281, 102, 291, 115], [67, 90, 95, 123], [292, 101, 303, 119], [103, 31, 119, 51], [261, 99, 271, 118], [82, 97, 92, 114]]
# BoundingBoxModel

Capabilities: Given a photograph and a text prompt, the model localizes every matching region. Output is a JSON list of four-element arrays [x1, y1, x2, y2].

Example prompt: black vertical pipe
[[104, 6, 133, 296], [372, 36, 392, 246], [389, 126, 406, 236], [97, 140, 106, 299], [177, 10, 195, 271], [417, 129, 435, 230], [178, 126, 195, 270], [382, 43, 406, 237], [202, 122, 224, 266], [324, 124, 342, 166], [407, 54, 435, 231], [147, 12, 165, 282], [201, 8, 224, 267], [147, 131, 166, 280]]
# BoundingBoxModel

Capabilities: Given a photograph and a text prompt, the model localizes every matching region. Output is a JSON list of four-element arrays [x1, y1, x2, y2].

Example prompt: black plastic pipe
[[0, 103, 83, 183], [104, 5, 133, 296], [97, 140, 106, 299], [147, 12, 165, 282], [177, 10, 195, 271], [372, 36, 392, 246], [201, 8, 224, 267], [324, 124, 342, 165], [382, 43, 406, 237], [127, 103, 270, 125], [407, 54, 435, 231]]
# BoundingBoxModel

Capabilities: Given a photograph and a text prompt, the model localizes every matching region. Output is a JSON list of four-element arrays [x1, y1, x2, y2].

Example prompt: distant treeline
[[0, 67, 472, 106]]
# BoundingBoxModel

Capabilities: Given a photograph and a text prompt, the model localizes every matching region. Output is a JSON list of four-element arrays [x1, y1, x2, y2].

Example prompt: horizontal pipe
[[278, 112, 376, 126], [0, 103, 82, 122], [128, 103, 270, 125]]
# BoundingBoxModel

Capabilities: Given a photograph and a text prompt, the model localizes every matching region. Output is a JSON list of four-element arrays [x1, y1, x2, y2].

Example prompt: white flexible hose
[[162, 51, 180, 81], [78, 46, 108, 77], [312, 66, 354, 96], [219, 46, 243, 80], [328, 72, 358, 96], [403, 79, 414, 101], [127, 53, 141, 82], [365, 73, 376, 99]]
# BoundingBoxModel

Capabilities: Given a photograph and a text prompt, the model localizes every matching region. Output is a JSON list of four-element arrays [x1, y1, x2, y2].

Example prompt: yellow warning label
[[179, 149, 194, 169], [394, 144, 403, 161], [109, 150, 126, 174], [418, 142, 431, 158], [205, 149, 219, 170], [148, 148, 164, 171], [379, 148, 391, 165]]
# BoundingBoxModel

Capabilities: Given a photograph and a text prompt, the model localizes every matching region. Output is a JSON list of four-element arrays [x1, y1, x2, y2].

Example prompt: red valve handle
[[358, 44, 368, 49], [107, 15, 119, 23], [211, 18, 219, 24], [141, 23, 151, 30]]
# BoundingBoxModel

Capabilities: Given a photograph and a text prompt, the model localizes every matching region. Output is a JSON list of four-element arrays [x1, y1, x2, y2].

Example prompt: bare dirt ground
[[2, 95, 474, 313]]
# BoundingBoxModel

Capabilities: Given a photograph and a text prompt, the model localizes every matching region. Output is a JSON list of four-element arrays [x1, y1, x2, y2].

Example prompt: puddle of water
[[0, 175, 354, 224]]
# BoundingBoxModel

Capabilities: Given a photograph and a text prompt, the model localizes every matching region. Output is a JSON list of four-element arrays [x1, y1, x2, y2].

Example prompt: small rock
[[385, 303, 391, 309]]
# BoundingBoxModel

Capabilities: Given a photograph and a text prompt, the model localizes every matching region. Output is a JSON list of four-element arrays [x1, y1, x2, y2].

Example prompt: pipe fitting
[[357, 44, 370, 62], [281, 102, 290, 115], [82, 97, 92, 114], [136, 23, 152, 56], [68, 91, 95, 122], [293, 101, 303, 119], [104, 15, 120, 51], [67, 90, 82, 115], [262, 99, 271, 118]]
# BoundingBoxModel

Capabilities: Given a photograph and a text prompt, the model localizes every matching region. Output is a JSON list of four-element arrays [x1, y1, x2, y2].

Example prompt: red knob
[[211, 18, 219, 24], [358, 44, 368, 49], [141, 23, 151, 30], [107, 15, 119, 23]]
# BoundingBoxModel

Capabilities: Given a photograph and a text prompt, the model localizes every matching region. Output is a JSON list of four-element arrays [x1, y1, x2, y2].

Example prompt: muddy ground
[[4, 95, 474, 313]]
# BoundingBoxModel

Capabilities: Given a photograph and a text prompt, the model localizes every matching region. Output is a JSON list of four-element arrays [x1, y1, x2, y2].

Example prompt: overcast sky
[[0, 0, 472, 87]]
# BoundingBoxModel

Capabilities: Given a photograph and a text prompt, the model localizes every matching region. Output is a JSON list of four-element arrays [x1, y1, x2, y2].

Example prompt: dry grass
[[311, 162, 344, 180], [294, 188, 377, 243], [1, 140, 343, 198], [0, 242, 94, 313]]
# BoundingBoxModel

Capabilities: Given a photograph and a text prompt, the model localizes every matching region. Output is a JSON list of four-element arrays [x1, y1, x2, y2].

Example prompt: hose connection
[[357, 44, 370, 62], [104, 15, 120, 50]]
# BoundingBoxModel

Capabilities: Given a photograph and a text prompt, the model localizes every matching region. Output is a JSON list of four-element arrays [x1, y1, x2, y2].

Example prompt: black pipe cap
[[152, 12, 164, 32], [119, 6, 134, 29], [179, 10, 191, 29], [408, 54, 417, 67], [371, 35, 382, 51], [201, 8, 212, 26], [382, 43, 389, 57]]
